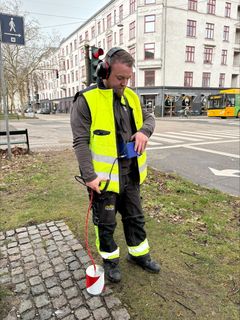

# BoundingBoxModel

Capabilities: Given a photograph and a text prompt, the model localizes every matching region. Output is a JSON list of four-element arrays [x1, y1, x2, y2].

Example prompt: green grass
[[0, 150, 239, 319]]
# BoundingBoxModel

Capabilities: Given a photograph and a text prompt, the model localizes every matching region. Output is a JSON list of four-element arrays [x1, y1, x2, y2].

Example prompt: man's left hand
[[131, 132, 148, 154]]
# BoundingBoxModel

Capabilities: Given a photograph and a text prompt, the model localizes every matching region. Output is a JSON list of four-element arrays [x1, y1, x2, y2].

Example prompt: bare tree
[[0, 0, 61, 115]]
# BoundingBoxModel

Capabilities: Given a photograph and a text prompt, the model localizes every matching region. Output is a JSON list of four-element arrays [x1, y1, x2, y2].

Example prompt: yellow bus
[[207, 88, 240, 118]]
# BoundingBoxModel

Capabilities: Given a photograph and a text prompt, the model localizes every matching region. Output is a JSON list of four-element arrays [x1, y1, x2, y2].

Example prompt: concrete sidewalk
[[0, 221, 130, 320]]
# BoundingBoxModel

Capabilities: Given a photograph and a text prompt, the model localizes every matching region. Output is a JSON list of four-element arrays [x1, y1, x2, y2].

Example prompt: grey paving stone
[[29, 276, 42, 286], [26, 267, 39, 278], [31, 284, 46, 296], [54, 306, 71, 319], [61, 279, 74, 289], [21, 249, 34, 257], [14, 282, 28, 293], [104, 295, 122, 309], [52, 295, 68, 309], [64, 286, 79, 300], [6, 230, 15, 237], [48, 286, 63, 298], [16, 227, 27, 233], [111, 308, 131, 320], [42, 268, 54, 279], [7, 241, 18, 248], [44, 277, 58, 289], [68, 296, 84, 309], [87, 296, 103, 310], [74, 307, 90, 320], [12, 273, 25, 284], [18, 299, 33, 314], [34, 294, 50, 308], [21, 309, 36, 320], [11, 266, 23, 276], [92, 307, 110, 320], [18, 238, 30, 245], [58, 270, 71, 281], [38, 307, 53, 320]]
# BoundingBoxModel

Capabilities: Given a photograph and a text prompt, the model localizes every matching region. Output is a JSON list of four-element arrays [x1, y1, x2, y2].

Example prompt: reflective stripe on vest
[[83, 87, 147, 193], [94, 226, 120, 260], [128, 238, 150, 257]]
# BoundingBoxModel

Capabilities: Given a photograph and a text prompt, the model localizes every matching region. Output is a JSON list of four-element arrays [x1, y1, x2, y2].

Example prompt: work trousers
[[91, 173, 147, 256]]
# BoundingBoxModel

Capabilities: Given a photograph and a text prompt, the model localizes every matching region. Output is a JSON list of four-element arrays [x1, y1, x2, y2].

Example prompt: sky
[[20, 0, 110, 39]]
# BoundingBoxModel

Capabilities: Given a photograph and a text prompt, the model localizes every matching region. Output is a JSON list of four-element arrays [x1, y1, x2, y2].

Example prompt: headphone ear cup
[[96, 61, 111, 79]]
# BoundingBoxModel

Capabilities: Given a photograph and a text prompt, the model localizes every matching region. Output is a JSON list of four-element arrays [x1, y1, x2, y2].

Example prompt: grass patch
[[1, 150, 239, 319]]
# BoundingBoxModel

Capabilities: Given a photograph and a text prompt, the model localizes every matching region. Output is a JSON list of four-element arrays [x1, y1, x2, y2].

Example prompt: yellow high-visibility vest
[[83, 86, 147, 193]]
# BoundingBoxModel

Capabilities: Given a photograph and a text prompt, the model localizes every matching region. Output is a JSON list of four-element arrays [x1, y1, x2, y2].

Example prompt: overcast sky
[[21, 0, 110, 38]]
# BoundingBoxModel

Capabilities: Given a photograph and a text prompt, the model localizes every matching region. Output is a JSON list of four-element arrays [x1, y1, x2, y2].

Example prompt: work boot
[[126, 253, 160, 273], [103, 259, 121, 283]]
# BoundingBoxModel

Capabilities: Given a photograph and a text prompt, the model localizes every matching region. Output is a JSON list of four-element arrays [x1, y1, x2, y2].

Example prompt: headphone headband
[[106, 47, 124, 61]]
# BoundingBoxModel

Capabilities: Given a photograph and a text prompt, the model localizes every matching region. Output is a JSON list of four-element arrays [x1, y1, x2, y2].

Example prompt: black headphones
[[96, 47, 125, 79]]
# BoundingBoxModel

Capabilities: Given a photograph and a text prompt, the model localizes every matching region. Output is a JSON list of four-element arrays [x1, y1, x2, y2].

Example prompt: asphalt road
[[1, 114, 239, 196]]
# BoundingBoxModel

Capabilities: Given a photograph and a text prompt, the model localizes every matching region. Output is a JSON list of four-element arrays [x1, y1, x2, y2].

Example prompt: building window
[[130, 0, 136, 14], [204, 47, 213, 64], [225, 2, 231, 17], [114, 31, 117, 44], [144, 70, 155, 86], [206, 23, 214, 39], [207, 0, 216, 14], [202, 72, 211, 87], [223, 26, 230, 41], [66, 45, 69, 55], [79, 35, 82, 43], [129, 21, 135, 40], [144, 43, 155, 59], [107, 14, 112, 28], [119, 28, 123, 44], [91, 26, 95, 39], [185, 46, 195, 62], [85, 31, 89, 40], [129, 46, 136, 59], [145, 0, 155, 3], [98, 21, 101, 35], [187, 20, 196, 37], [219, 73, 225, 87], [188, 0, 197, 11], [75, 70, 78, 81], [107, 35, 112, 50], [74, 39, 77, 50], [119, 5, 123, 21], [144, 15, 155, 33], [71, 71, 74, 82], [114, 10, 116, 24], [221, 49, 227, 65], [184, 72, 193, 87]]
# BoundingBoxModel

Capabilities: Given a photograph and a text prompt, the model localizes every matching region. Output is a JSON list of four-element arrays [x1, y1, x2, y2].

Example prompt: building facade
[[36, 0, 240, 116]]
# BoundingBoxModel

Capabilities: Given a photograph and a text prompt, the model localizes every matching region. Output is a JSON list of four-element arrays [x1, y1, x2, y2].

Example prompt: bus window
[[208, 95, 224, 109], [225, 94, 235, 107]]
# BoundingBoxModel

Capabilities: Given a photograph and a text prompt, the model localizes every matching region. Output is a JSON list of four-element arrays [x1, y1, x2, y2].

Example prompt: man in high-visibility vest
[[71, 47, 160, 283]]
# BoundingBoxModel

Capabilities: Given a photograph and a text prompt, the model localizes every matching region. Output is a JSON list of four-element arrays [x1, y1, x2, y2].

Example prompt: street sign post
[[0, 13, 25, 159], [0, 13, 25, 45]]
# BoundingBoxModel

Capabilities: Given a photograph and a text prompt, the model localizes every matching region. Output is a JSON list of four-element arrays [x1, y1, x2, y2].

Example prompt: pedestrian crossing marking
[[148, 130, 239, 158]]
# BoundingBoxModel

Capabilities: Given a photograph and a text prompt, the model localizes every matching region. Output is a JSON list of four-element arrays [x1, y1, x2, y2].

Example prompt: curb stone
[[0, 221, 130, 320]]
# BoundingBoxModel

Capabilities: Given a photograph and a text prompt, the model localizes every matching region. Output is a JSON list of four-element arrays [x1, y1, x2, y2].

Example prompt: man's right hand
[[86, 177, 106, 194]]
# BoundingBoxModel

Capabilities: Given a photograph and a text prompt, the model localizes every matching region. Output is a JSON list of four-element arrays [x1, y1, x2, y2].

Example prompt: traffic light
[[90, 46, 104, 83], [56, 70, 59, 78]]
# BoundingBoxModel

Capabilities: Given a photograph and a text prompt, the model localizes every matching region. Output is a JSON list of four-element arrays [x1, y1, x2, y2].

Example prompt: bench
[[0, 129, 30, 153]]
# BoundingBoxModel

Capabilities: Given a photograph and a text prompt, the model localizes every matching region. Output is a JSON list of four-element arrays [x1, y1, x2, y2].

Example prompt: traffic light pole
[[84, 44, 91, 86]]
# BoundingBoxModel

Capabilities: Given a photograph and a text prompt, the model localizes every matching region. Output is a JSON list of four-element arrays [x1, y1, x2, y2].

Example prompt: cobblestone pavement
[[0, 221, 130, 320]]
